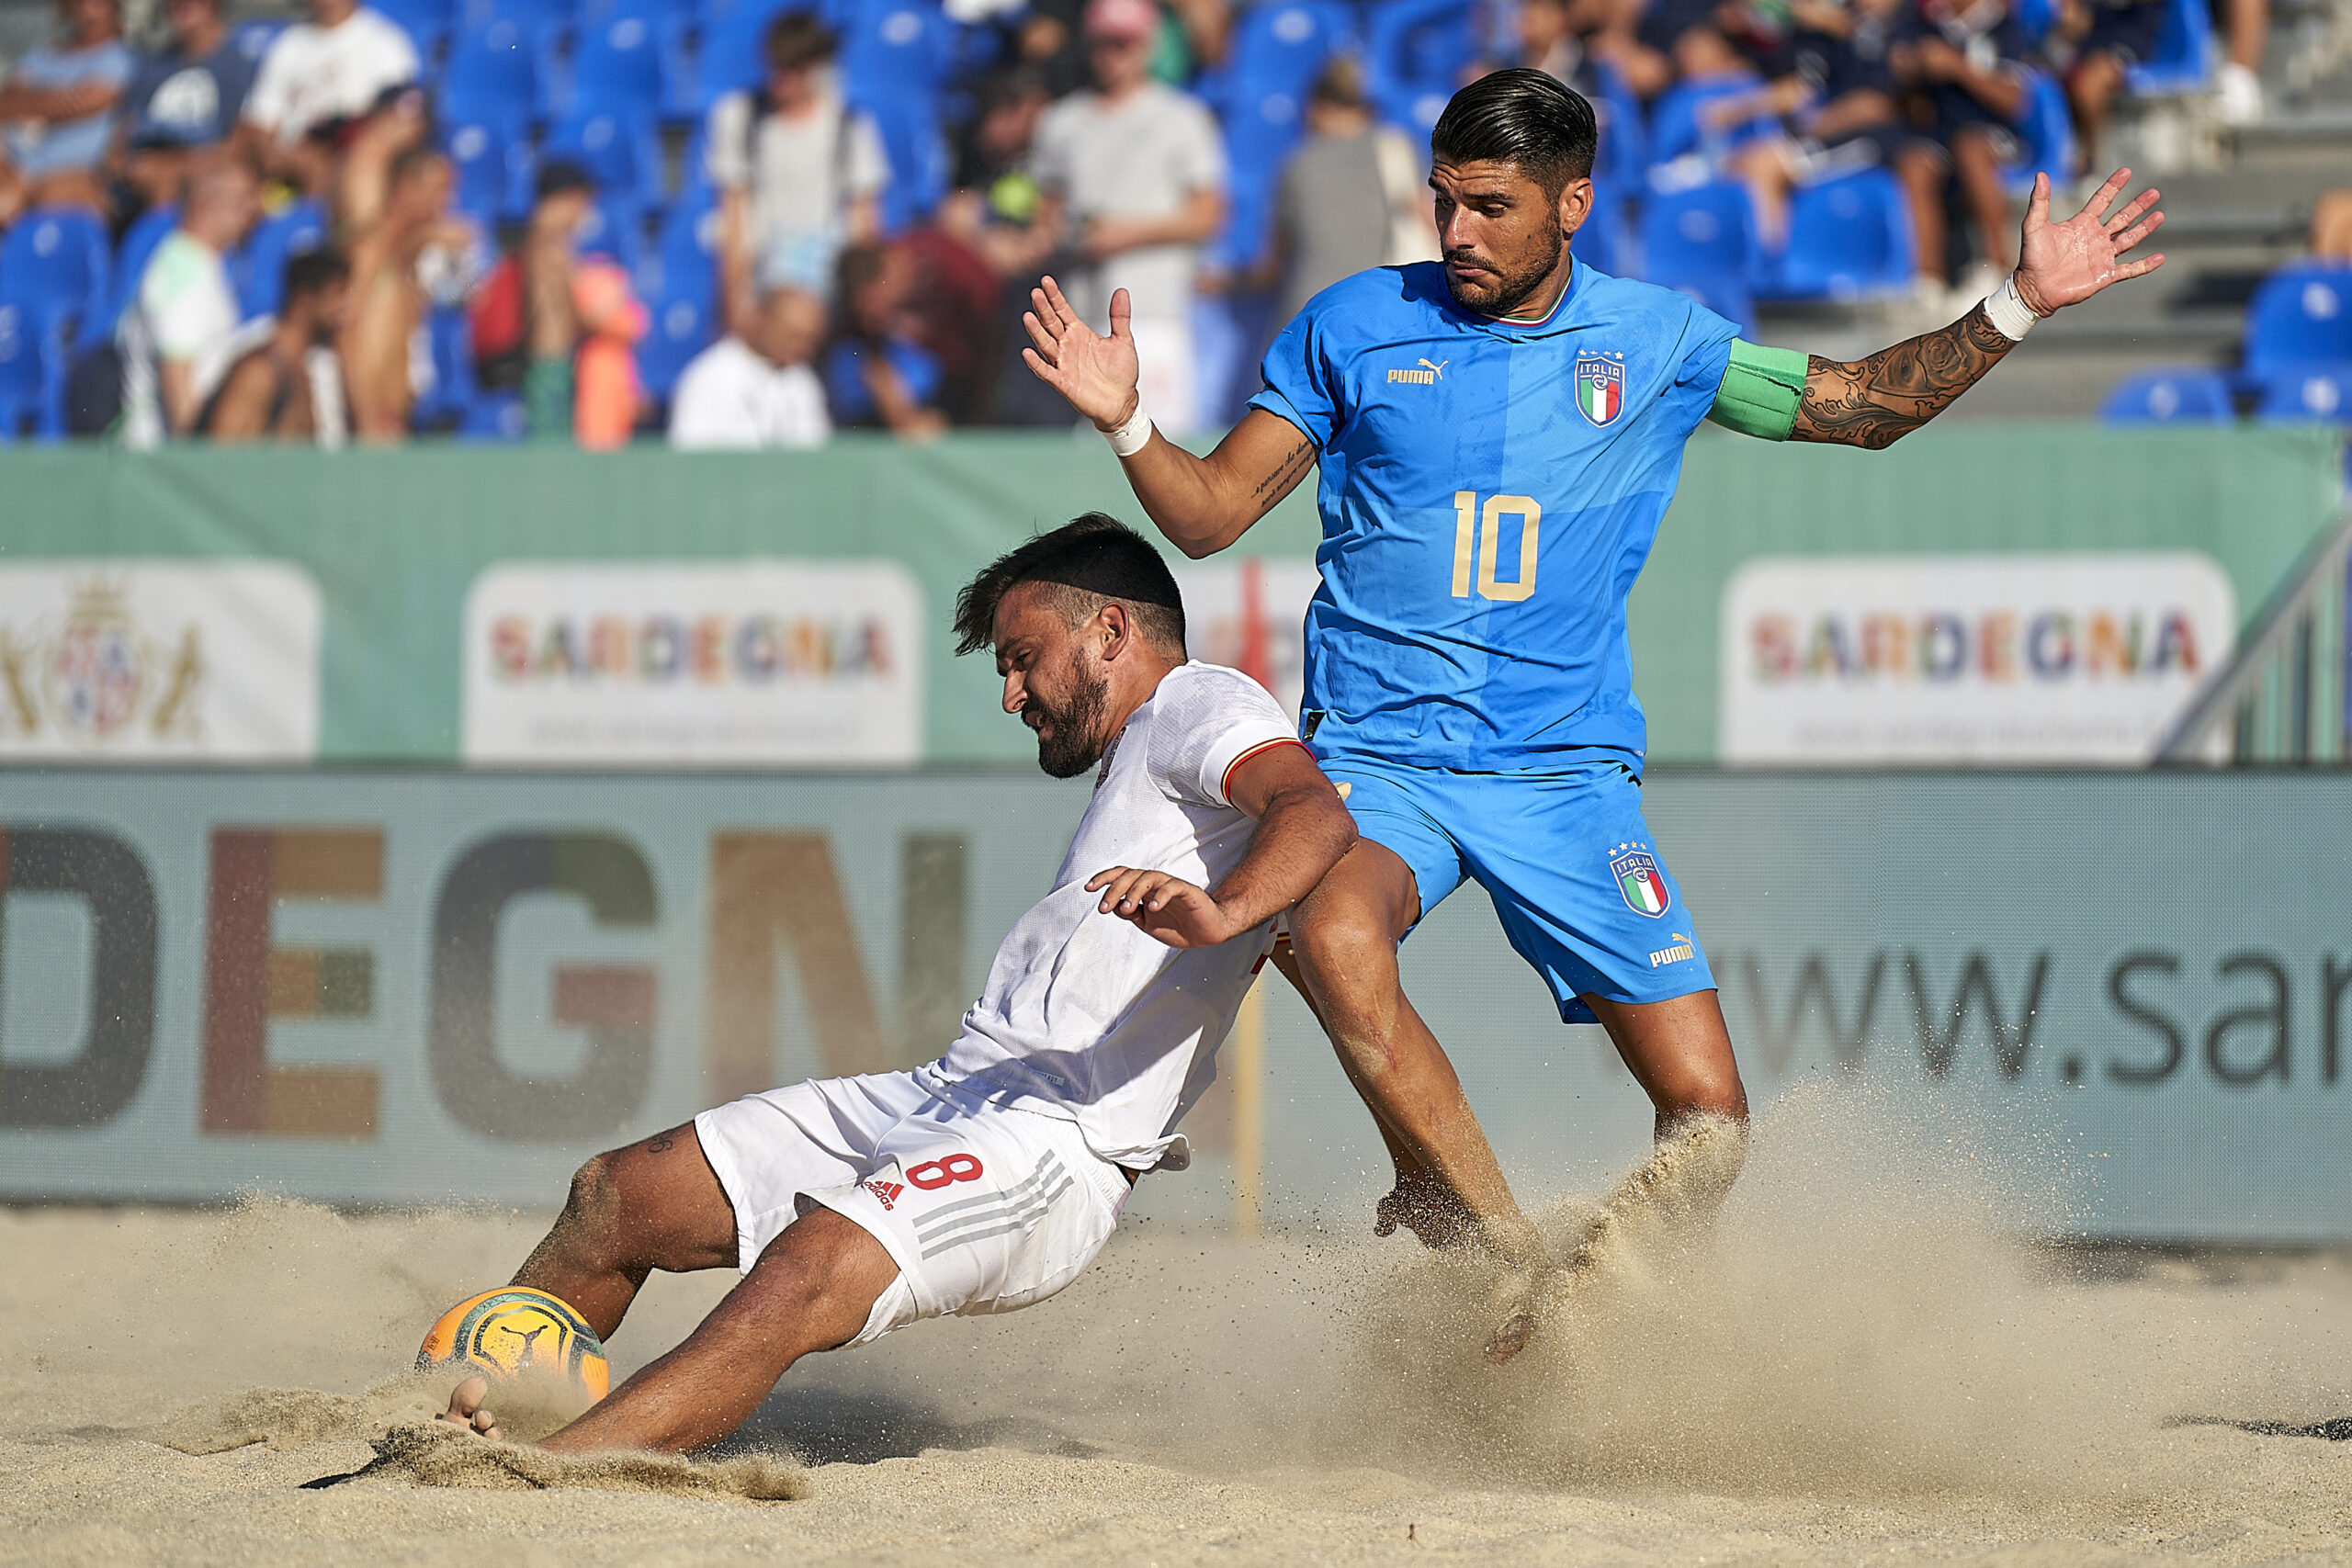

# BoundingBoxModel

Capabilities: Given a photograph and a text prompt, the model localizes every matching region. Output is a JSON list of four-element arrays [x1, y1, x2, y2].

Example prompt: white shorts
[[693, 1071, 1130, 1348]]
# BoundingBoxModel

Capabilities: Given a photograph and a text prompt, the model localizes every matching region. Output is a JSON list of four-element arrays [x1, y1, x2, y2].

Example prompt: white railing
[[2156, 506, 2352, 764]]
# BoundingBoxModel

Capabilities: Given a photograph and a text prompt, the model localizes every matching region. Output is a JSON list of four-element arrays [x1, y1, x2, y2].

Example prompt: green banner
[[0, 424, 2337, 763]]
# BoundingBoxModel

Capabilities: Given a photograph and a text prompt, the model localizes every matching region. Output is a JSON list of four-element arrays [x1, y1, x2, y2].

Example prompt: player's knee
[[560, 1152, 626, 1239], [1289, 903, 1393, 988]]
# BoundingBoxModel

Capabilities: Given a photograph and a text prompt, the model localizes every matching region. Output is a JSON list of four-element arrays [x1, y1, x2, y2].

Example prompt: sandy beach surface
[[6, 1092, 2352, 1567]]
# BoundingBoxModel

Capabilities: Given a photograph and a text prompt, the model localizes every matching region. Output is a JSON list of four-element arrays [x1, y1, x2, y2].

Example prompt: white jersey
[[918, 661, 1298, 1170]]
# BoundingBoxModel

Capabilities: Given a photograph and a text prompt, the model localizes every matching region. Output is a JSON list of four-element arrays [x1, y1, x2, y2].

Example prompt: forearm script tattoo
[[1791, 304, 2017, 449]]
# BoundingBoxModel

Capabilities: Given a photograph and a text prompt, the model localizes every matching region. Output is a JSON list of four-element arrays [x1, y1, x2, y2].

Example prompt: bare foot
[[438, 1375, 506, 1441], [1373, 1173, 1473, 1248]]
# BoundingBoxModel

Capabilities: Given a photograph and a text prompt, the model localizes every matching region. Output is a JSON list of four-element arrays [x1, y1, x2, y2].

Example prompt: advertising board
[[1720, 553, 2238, 764], [461, 561, 924, 767], [0, 562, 321, 762], [2, 768, 2346, 1242]]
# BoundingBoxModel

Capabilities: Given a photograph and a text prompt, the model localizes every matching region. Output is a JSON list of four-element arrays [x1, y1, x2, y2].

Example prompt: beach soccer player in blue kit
[[1021, 68, 2168, 1357]]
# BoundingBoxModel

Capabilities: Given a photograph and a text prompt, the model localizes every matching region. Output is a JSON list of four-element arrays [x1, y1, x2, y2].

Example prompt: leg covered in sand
[[1278, 841, 1555, 1358], [443, 1122, 899, 1454]]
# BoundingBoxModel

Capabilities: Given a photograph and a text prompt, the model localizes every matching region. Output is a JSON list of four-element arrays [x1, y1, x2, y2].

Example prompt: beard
[[1027, 660, 1112, 779], [1443, 222, 1566, 318]]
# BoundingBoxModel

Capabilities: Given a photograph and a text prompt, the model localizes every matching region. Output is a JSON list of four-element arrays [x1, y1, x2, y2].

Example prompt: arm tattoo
[[1791, 304, 2016, 449], [1249, 435, 1317, 517]]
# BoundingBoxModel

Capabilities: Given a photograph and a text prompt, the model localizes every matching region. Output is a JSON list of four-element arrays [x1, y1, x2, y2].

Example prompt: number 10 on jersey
[[1451, 491, 1540, 602]]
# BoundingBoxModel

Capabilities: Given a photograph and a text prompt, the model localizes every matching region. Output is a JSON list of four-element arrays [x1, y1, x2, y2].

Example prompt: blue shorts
[[1314, 752, 1716, 1025]]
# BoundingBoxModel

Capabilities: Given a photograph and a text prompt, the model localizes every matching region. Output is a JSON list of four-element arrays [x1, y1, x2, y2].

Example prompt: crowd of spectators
[[0, 0, 2286, 447]]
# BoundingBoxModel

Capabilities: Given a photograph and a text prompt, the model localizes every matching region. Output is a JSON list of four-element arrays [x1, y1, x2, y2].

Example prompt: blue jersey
[[1250, 260, 1738, 772]]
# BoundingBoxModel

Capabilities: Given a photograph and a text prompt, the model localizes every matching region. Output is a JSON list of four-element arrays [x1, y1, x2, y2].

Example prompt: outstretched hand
[[2013, 168, 2165, 316], [1022, 276, 1142, 431], [1086, 865, 1244, 949]]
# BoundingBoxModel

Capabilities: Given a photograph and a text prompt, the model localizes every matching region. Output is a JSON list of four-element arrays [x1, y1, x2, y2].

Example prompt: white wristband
[[1983, 274, 2043, 342], [1101, 401, 1153, 458]]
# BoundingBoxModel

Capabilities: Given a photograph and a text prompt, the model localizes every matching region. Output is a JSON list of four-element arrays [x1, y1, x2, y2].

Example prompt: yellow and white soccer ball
[[416, 1287, 610, 1403]]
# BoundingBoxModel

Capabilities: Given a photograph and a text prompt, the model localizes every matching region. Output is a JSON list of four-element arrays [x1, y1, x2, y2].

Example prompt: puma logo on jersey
[[864, 1179, 904, 1211], [1648, 933, 1696, 967], [1387, 358, 1448, 385]]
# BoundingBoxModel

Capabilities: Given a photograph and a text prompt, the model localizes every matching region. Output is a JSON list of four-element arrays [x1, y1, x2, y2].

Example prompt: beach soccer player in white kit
[[438, 514, 1357, 1455]]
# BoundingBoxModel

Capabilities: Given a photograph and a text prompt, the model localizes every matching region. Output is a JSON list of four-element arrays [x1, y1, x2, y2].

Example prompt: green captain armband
[[1707, 339, 1808, 441]]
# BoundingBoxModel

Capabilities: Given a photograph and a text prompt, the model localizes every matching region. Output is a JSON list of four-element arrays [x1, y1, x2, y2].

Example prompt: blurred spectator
[[825, 241, 947, 440], [571, 259, 645, 449], [118, 151, 262, 446], [112, 0, 253, 213], [2312, 188, 2352, 262], [2216, 0, 2266, 125], [707, 11, 888, 331], [1265, 58, 1434, 324], [201, 247, 350, 443], [1893, 0, 2029, 300], [941, 66, 1057, 280], [1032, 0, 1226, 434], [238, 0, 418, 176], [669, 285, 831, 448], [339, 124, 478, 440], [2056, 0, 2165, 176], [0, 0, 132, 225], [899, 226, 1010, 423], [1713, 0, 1906, 249], [471, 161, 599, 440]]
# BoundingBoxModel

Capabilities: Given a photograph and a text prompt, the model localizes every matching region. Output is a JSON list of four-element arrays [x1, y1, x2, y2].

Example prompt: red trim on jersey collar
[[1220, 737, 1312, 805]]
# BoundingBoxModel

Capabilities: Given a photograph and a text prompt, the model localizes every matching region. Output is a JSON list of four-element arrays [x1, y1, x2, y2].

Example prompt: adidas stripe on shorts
[[693, 1070, 1130, 1347]]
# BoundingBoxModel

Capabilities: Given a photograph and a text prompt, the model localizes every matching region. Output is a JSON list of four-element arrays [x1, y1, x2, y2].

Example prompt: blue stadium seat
[[636, 285, 718, 402], [1637, 181, 1757, 333], [2255, 364, 2352, 424], [2010, 0, 2058, 46], [460, 391, 528, 440], [1365, 0, 1476, 133], [1589, 61, 1646, 188], [854, 93, 947, 232], [545, 8, 666, 120], [373, 0, 452, 60], [460, 0, 571, 38], [2125, 0, 2213, 94], [413, 304, 479, 430], [544, 107, 667, 206], [2000, 69, 2075, 197], [1771, 168, 1913, 299], [445, 107, 537, 220], [0, 301, 50, 443], [2245, 264, 2352, 373], [574, 196, 650, 272], [1227, 1, 1352, 97], [1204, 1, 1351, 270], [107, 203, 180, 330], [0, 208, 109, 341], [2099, 367, 2235, 423], [840, 0, 960, 97], [689, 0, 814, 107], [232, 198, 329, 321], [1646, 72, 1771, 170], [440, 16, 540, 122], [1572, 188, 1635, 277]]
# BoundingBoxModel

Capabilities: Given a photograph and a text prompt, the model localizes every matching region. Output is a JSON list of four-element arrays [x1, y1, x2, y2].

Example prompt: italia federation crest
[[1610, 841, 1670, 917], [1575, 350, 1625, 427]]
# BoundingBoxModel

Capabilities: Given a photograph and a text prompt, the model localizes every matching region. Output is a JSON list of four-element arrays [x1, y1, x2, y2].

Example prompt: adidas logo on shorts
[[1648, 934, 1696, 968], [865, 1179, 904, 1211]]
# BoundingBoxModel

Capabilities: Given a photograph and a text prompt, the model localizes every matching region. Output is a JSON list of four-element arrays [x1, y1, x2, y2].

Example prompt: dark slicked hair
[[954, 513, 1187, 658], [282, 247, 349, 303], [1430, 68, 1597, 195]]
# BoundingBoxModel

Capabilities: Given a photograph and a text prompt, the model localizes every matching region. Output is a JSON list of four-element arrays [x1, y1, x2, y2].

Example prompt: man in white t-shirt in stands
[[437, 515, 1357, 1455], [119, 151, 263, 446], [1029, 0, 1225, 435], [237, 0, 416, 170], [668, 284, 830, 449], [704, 10, 887, 330]]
